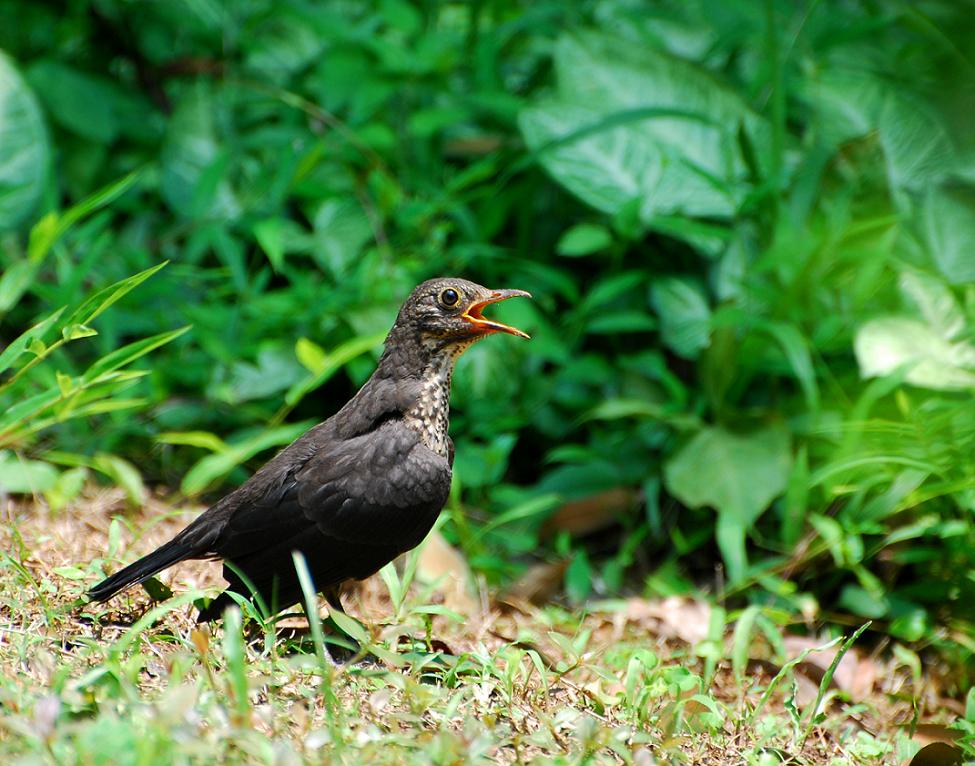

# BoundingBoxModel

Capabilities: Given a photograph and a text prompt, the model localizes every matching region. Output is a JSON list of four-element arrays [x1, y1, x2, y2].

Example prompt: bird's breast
[[402, 355, 455, 457]]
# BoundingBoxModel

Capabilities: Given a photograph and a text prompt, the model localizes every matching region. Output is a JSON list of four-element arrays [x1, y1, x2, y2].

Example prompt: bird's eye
[[439, 288, 460, 308]]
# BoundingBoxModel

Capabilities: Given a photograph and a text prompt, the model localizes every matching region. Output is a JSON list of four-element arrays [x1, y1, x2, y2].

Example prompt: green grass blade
[[81, 326, 190, 384], [0, 307, 64, 375], [800, 621, 872, 745], [63, 260, 169, 328], [222, 606, 251, 725]]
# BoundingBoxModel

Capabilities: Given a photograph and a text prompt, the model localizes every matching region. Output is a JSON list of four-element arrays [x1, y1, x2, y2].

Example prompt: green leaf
[[211, 347, 304, 405], [519, 32, 770, 221], [761, 322, 819, 411], [582, 271, 646, 312], [92, 453, 145, 506], [586, 398, 665, 421], [664, 425, 792, 582], [898, 270, 964, 340], [161, 83, 239, 219], [731, 604, 761, 684], [62, 324, 98, 341], [0, 389, 61, 440], [27, 60, 119, 143], [471, 494, 560, 541], [453, 433, 517, 489], [222, 607, 251, 723], [804, 69, 954, 190], [253, 217, 285, 271], [327, 605, 370, 645], [295, 337, 327, 373], [181, 421, 313, 495], [44, 466, 88, 512], [838, 585, 888, 619], [854, 317, 975, 390], [0, 307, 64, 375], [781, 445, 809, 549], [27, 170, 143, 264], [922, 185, 975, 284], [650, 277, 711, 359], [141, 577, 173, 602], [565, 551, 592, 602], [156, 431, 228, 453], [0, 260, 36, 314], [586, 311, 657, 334], [81, 326, 190, 384], [556, 223, 613, 256], [63, 260, 167, 328], [311, 198, 372, 276], [0, 51, 49, 229], [284, 333, 384, 407], [0, 451, 59, 493], [53, 565, 88, 580]]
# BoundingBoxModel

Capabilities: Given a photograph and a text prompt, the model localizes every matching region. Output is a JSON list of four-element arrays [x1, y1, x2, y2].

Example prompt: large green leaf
[[27, 60, 119, 143], [854, 318, 975, 390], [922, 185, 975, 285], [0, 51, 49, 229], [664, 424, 792, 581], [803, 70, 955, 191], [854, 270, 975, 390], [0, 450, 59, 493], [310, 198, 373, 276], [519, 32, 771, 221]]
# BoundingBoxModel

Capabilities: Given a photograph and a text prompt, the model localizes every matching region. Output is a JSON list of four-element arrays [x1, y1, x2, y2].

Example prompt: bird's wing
[[213, 419, 449, 556], [294, 419, 451, 547]]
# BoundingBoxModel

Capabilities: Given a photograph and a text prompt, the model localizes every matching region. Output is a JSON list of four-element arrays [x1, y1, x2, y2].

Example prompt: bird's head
[[393, 277, 532, 349]]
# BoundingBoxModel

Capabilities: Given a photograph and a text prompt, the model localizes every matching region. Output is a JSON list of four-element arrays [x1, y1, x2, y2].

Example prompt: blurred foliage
[[2, 0, 975, 679]]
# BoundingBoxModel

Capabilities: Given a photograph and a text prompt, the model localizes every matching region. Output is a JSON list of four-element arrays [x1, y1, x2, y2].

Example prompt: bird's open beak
[[462, 289, 532, 339]]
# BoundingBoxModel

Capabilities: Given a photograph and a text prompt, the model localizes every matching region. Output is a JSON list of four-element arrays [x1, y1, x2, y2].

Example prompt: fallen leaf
[[496, 559, 570, 610], [541, 488, 638, 538], [190, 627, 210, 655], [783, 634, 877, 699], [909, 724, 962, 747], [414, 531, 476, 613], [613, 597, 712, 645]]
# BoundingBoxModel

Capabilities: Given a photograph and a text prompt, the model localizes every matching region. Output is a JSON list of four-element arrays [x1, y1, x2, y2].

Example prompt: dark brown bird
[[88, 278, 530, 621]]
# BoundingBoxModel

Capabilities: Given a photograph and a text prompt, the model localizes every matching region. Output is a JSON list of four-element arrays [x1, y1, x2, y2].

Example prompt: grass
[[0, 490, 962, 765]]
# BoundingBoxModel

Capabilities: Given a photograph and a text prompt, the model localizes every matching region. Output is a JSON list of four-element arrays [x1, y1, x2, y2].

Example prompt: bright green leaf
[[854, 317, 975, 390], [556, 223, 613, 256], [664, 424, 792, 581]]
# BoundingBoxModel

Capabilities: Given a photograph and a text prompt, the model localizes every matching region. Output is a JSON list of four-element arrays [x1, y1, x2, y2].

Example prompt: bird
[[88, 277, 530, 622]]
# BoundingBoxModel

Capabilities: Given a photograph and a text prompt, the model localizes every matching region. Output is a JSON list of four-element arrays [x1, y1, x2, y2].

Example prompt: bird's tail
[[87, 538, 193, 602]]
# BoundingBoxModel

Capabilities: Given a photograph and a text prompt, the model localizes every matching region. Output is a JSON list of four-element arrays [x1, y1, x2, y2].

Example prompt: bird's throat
[[402, 344, 469, 456]]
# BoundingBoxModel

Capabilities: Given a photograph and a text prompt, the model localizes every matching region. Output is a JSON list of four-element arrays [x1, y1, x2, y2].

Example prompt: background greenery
[[2, 0, 975, 687]]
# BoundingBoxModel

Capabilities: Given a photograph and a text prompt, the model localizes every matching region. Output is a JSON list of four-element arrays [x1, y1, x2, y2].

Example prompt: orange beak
[[461, 289, 532, 339]]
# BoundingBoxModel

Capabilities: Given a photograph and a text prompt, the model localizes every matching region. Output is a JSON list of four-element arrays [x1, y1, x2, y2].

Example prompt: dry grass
[[0, 488, 965, 765]]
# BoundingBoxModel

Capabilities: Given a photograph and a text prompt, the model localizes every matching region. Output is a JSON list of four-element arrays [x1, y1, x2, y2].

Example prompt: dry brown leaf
[[541, 488, 638, 538], [495, 559, 570, 610], [412, 530, 476, 613], [783, 634, 877, 699], [611, 597, 712, 646]]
